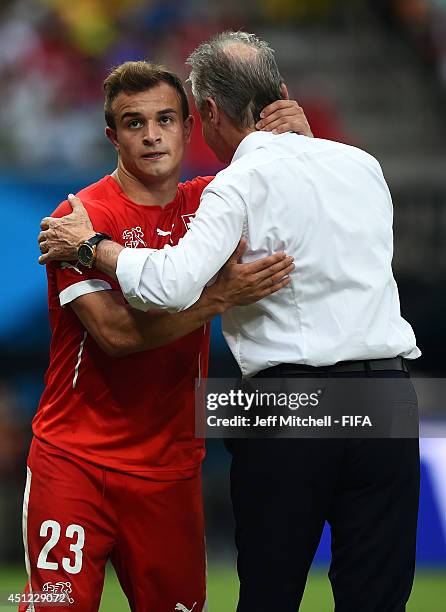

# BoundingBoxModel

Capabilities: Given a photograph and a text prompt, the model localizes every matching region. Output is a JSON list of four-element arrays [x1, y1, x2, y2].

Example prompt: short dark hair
[[103, 61, 190, 129]]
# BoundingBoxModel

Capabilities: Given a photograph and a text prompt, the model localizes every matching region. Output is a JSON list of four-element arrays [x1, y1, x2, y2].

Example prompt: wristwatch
[[77, 232, 112, 269]]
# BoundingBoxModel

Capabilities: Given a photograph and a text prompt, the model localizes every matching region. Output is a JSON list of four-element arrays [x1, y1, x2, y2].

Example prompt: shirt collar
[[231, 131, 276, 164]]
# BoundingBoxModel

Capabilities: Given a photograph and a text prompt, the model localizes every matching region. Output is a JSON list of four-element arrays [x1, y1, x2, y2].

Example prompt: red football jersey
[[33, 174, 214, 479]]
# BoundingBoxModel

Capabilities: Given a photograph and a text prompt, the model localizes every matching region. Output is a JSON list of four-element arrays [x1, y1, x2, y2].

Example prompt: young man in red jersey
[[28, 61, 311, 611]]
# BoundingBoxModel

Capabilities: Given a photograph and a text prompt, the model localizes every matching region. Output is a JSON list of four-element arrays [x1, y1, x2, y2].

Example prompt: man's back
[[216, 132, 420, 375]]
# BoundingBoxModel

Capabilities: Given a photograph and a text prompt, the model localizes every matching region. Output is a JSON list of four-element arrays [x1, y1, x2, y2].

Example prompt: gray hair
[[186, 31, 283, 129]]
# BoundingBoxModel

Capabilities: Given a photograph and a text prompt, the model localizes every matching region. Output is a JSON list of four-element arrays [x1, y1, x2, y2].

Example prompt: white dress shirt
[[117, 131, 420, 376]]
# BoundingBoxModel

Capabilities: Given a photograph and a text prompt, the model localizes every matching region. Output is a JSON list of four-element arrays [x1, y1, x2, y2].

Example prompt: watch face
[[78, 244, 94, 267]]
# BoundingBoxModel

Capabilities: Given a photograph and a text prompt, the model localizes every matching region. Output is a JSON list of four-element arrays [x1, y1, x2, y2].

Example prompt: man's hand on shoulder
[[38, 194, 95, 264], [204, 239, 295, 313]]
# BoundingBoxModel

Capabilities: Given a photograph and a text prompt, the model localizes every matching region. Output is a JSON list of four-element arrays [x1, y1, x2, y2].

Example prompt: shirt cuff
[[116, 247, 157, 310], [59, 279, 112, 306]]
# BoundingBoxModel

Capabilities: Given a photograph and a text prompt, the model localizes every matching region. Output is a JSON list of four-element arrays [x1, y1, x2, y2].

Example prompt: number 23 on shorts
[[37, 520, 85, 574]]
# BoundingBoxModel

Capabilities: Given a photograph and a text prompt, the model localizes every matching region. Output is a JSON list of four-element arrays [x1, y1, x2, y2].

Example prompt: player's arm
[[258, 84, 313, 137], [70, 243, 294, 356], [257, 99, 313, 137], [39, 182, 283, 314]]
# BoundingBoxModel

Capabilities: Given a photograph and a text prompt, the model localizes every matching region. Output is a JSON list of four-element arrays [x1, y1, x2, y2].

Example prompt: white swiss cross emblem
[[181, 213, 196, 231], [122, 226, 147, 248]]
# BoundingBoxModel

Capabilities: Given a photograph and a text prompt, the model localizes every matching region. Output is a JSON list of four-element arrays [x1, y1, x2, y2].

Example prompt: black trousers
[[225, 370, 420, 612]]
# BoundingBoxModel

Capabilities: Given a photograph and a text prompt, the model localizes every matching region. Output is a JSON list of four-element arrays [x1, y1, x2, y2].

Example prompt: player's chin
[[138, 163, 172, 181]]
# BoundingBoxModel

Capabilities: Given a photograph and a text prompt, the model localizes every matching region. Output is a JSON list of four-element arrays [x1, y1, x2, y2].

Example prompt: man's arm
[[39, 186, 247, 312], [116, 183, 247, 311], [38, 200, 285, 314], [70, 242, 294, 356]]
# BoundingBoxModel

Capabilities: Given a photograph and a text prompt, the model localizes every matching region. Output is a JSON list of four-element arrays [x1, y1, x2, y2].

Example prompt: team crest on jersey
[[42, 581, 75, 603], [122, 226, 147, 248], [181, 213, 196, 231]]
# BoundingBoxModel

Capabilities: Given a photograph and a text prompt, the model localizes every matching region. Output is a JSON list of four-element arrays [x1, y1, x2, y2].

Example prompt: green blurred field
[[1, 564, 445, 611]]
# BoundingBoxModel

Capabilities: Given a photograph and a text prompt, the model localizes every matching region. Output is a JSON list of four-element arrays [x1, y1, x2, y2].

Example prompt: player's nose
[[143, 120, 161, 144]]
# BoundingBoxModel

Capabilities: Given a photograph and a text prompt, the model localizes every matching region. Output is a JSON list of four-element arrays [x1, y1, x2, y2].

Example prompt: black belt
[[258, 357, 409, 376]]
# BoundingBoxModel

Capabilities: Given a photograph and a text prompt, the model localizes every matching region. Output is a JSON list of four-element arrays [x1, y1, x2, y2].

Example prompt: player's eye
[[159, 115, 174, 125], [128, 119, 143, 129]]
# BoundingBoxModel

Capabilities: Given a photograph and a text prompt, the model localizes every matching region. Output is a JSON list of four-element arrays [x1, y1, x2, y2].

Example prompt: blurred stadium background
[[1, 0, 446, 609]]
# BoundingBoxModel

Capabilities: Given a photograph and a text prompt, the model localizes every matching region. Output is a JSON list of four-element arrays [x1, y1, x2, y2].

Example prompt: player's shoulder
[[51, 176, 116, 223], [179, 176, 215, 199], [76, 175, 114, 201]]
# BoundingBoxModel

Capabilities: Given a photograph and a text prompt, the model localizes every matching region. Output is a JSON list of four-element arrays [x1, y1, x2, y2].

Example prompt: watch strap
[[84, 232, 112, 247]]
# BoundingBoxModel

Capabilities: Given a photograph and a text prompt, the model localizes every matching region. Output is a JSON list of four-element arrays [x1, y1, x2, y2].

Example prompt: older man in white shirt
[[116, 128, 419, 376], [40, 31, 420, 612]]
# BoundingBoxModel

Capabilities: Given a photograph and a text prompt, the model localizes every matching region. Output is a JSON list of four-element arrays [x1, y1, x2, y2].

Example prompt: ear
[[183, 114, 194, 144], [105, 126, 119, 151], [280, 83, 290, 100], [205, 97, 219, 125]]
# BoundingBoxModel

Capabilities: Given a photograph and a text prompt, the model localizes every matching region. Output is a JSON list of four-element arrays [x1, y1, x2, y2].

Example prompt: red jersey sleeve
[[48, 200, 120, 307]]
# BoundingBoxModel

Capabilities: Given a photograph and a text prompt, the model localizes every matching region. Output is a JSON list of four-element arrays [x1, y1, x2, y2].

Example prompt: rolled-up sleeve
[[116, 183, 246, 312]]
